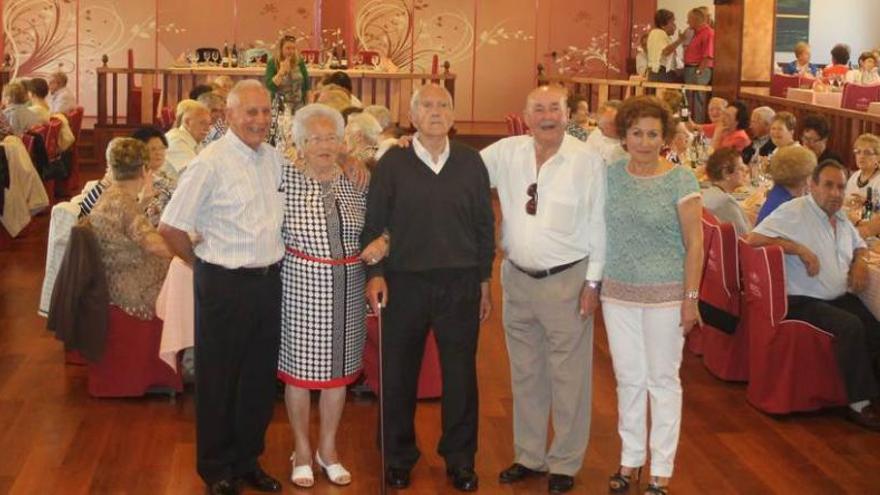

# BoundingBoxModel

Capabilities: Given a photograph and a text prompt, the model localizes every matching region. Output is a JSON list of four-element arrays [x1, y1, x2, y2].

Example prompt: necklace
[[857, 168, 879, 188]]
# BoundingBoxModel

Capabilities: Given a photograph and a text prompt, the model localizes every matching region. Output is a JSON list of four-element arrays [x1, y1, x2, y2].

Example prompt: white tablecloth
[[786, 88, 843, 108], [155, 257, 194, 371], [859, 262, 880, 321]]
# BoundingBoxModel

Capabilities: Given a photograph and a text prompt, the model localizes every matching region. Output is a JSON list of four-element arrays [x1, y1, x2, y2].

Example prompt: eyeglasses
[[801, 135, 824, 144], [526, 183, 538, 215], [854, 148, 878, 156]]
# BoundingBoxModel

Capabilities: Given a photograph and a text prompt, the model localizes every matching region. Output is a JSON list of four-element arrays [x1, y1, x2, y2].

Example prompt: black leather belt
[[199, 259, 281, 276], [509, 259, 582, 279]]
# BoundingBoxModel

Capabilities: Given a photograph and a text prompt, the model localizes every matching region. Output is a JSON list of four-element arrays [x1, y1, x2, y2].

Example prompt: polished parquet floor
[[2, 186, 880, 494]]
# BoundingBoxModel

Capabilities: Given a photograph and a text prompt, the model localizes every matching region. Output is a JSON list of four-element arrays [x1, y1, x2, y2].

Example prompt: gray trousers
[[683, 66, 713, 123], [500, 259, 593, 476]]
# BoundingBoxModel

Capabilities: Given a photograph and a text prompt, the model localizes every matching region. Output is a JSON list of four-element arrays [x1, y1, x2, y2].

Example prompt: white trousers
[[602, 301, 684, 478]]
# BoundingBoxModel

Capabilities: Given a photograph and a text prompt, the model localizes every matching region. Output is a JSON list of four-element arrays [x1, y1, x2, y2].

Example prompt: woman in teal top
[[264, 34, 310, 112], [602, 97, 703, 495]]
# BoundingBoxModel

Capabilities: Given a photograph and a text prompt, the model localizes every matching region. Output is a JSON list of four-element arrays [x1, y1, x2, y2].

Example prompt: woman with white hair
[[344, 111, 382, 167], [278, 103, 388, 488]]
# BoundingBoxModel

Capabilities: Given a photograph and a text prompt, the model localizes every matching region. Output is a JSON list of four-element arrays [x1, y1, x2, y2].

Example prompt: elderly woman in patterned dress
[[278, 103, 387, 488]]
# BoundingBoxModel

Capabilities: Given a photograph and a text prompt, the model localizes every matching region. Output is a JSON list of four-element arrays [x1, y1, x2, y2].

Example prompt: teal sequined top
[[601, 160, 700, 306]]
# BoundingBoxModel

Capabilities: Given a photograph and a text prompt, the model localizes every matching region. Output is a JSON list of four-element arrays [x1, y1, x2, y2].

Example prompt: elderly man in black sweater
[[361, 83, 495, 492]]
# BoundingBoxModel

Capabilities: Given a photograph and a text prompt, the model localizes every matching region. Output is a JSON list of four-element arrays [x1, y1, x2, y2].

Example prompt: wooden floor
[[2, 177, 880, 494]]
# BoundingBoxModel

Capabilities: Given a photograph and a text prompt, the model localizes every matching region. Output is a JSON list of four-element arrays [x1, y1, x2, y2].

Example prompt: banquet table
[[786, 88, 843, 108], [859, 255, 880, 321], [155, 257, 194, 371]]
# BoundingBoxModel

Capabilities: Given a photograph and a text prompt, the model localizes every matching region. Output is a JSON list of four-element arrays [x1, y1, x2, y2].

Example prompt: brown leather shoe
[[846, 404, 880, 431]]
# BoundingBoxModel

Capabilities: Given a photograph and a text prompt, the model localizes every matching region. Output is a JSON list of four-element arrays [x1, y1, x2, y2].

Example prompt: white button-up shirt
[[481, 134, 606, 280], [753, 195, 866, 300], [412, 132, 450, 174], [163, 126, 202, 179], [584, 129, 628, 167], [160, 130, 284, 269], [647, 28, 683, 73]]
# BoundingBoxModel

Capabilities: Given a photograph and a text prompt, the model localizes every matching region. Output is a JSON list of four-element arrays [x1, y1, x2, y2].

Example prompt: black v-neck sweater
[[361, 141, 495, 281]]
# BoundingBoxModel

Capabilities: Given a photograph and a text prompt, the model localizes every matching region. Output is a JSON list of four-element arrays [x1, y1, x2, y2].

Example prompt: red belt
[[286, 247, 362, 265]]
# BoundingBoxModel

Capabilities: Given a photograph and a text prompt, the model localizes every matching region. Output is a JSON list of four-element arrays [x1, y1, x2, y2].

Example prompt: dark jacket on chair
[[47, 220, 109, 361]]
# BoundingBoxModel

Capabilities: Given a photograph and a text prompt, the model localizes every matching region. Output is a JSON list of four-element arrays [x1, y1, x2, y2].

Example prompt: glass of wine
[[210, 51, 220, 66]]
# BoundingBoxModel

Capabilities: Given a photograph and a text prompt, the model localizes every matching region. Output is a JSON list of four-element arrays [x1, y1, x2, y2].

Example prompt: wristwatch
[[586, 280, 601, 290], [685, 289, 699, 300]]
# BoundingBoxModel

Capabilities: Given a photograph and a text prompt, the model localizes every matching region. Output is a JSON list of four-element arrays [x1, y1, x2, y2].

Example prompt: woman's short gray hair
[[345, 112, 383, 144], [363, 105, 393, 130], [292, 103, 345, 149], [106, 137, 149, 181]]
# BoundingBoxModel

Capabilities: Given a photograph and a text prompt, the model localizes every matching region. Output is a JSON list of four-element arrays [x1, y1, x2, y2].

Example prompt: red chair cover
[[739, 240, 847, 414], [769, 73, 801, 98], [699, 212, 748, 381], [87, 306, 182, 397], [363, 315, 442, 399], [45, 118, 63, 161], [59, 106, 84, 193], [841, 83, 880, 112]]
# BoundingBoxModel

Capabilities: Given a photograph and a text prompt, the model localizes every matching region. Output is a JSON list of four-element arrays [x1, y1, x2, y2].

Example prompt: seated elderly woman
[[822, 43, 851, 80], [702, 147, 752, 235], [755, 145, 817, 225], [315, 84, 353, 112], [364, 104, 401, 159], [845, 134, 880, 216], [847, 52, 880, 85], [196, 91, 227, 146], [565, 94, 591, 141], [344, 111, 383, 168], [89, 138, 172, 320], [801, 113, 843, 164], [709, 100, 751, 153], [769, 111, 798, 150], [210, 75, 234, 98], [27, 77, 75, 152], [319, 71, 363, 107], [131, 126, 174, 227], [697, 97, 728, 137], [664, 120, 692, 166], [2, 80, 46, 135], [783, 41, 820, 76]]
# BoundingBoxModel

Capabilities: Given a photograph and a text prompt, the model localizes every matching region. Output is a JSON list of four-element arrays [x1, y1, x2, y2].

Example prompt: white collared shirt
[[163, 126, 202, 178], [584, 129, 628, 166], [753, 195, 866, 300], [160, 130, 284, 269], [647, 28, 682, 73], [480, 134, 606, 280], [412, 133, 450, 174]]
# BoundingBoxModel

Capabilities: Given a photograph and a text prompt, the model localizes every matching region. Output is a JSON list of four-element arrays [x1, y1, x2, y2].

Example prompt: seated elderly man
[[583, 99, 626, 166], [210, 75, 234, 98], [2, 80, 46, 135], [344, 111, 382, 167], [747, 160, 880, 431], [163, 99, 211, 179], [742, 106, 776, 164], [47, 71, 76, 114], [197, 92, 228, 146]]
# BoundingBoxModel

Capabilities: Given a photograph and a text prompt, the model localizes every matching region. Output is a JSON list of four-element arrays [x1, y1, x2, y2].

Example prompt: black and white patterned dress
[[278, 165, 367, 389]]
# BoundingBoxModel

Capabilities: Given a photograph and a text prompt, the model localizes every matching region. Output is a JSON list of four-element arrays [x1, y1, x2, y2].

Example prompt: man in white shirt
[[748, 160, 880, 431], [47, 72, 76, 114], [481, 86, 606, 494], [159, 80, 285, 495], [646, 9, 685, 82], [584, 100, 627, 166], [163, 100, 212, 179]]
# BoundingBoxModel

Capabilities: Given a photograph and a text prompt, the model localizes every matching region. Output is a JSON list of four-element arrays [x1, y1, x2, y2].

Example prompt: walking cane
[[376, 297, 388, 495]]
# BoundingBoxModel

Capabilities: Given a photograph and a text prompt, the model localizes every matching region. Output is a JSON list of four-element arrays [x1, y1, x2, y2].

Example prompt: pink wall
[[3, 0, 654, 122]]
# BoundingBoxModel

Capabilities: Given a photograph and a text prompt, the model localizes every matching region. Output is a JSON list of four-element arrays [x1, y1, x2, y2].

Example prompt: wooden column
[[712, 0, 745, 102]]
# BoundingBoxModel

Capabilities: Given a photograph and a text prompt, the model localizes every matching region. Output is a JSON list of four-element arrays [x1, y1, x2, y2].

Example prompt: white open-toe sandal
[[315, 450, 352, 486], [290, 453, 314, 488]]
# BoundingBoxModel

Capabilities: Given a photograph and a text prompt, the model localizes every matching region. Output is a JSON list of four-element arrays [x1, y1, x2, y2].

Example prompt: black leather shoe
[[386, 467, 411, 489], [446, 467, 478, 492], [237, 467, 281, 492], [548, 473, 575, 494], [206, 479, 240, 495], [499, 462, 547, 484]]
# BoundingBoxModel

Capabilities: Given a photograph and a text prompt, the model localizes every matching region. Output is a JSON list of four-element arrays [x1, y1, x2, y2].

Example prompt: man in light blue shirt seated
[[747, 160, 880, 431]]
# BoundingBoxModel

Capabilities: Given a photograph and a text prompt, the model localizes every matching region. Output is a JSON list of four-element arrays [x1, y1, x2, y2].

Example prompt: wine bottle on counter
[[340, 46, 348, 70], [222, 41, 230, 67], [231, 43, 239, 68]]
